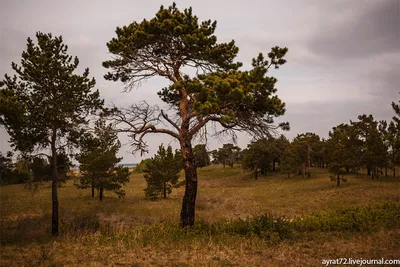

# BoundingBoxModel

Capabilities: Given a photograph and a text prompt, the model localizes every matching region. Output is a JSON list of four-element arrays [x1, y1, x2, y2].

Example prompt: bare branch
[[112, 101, 179, 154], [161, 109, 180, 131]]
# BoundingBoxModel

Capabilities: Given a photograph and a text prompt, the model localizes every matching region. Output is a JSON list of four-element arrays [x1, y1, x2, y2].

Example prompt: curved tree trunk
[[180, 139, 197, 227], [51, 129, 59, 236]]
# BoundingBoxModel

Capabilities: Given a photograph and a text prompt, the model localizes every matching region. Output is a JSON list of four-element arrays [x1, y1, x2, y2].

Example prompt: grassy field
[[1, 165, 399, 266]]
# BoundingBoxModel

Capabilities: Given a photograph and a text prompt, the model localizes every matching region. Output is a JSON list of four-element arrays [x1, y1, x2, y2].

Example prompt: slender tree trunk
[[51, 129, 59, 236], [371, 167, 375, 180], [255, 167, 258, 180], [385, 166, 387, 177], [163, 181, 167, 199], [180, 139, 197, 227], [337, 173, 340, 187], [394, 167, 396, 178], [346, 167, 349, 174], [272, 159, 276, 172], [376, 166, 379, 179], [99, 186, 104, 201], [91, 177, 95, 198], [367, 168, 371, 176]]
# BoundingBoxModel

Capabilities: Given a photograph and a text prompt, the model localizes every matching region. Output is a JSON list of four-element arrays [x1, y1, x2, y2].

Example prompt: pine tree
[[281, 142, 302, 178], [0, 32, 104, 235], [103, 3, 288, 227], [143, 145, 183, 200], [76, 119, 130, 200]]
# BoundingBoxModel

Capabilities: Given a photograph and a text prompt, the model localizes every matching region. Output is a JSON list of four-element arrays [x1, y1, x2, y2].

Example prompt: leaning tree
[[103, 3, 289, 227], [0, 32, 104, 236]]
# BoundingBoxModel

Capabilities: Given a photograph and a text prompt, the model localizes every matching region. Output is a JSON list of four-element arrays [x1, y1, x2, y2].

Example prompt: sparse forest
[[0, 2, 399, 266]]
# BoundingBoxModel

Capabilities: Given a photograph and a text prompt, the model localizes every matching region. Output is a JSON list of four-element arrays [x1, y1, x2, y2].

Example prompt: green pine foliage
[[193, 144, 210, 168], [281, 143, 302, 178], [0, 32, 105, 235], [76, 119, 130, 200], [144, 145, 183, 200]]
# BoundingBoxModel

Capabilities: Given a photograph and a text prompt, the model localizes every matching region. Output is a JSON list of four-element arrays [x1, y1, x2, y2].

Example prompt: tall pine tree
[[0, 32, 104, 235]]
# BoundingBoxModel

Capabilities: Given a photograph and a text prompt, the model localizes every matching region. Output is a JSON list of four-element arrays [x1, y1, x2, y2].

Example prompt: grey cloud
[[0, 0, 398, 163], [307, 0, 400, 59]]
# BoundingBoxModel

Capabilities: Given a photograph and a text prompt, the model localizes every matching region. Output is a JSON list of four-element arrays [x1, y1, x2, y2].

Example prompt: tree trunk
[[367, 168, 371, 176], [163, 181, 167, 199], [371, 167, 375, 180], [180, 139, 197, 228], [376, 166, 379, 179], [394, 167, 396, 178], [91, 177, 95, 198], [255, 167, 258, 180], [385, 166, 387, 177], [51, 129, 59, 236], [337, 173, 340, 187], [99, 186, 103, 201], [272, 159, 276, 172], [346, 167, 349, 174]]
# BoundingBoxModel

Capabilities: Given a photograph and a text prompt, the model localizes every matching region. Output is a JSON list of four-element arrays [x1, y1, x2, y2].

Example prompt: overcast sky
[[0, 0, 399, 163]]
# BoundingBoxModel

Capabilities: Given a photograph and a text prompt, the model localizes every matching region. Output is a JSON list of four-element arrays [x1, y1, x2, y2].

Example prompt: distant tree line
[[1, 3, 399, 236]]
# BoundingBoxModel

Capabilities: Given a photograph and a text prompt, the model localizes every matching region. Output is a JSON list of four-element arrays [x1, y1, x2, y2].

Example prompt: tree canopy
[[103, 3, 289, 227]]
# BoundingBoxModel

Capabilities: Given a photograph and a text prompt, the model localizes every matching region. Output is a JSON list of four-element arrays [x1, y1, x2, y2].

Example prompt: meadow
[[1, 165, 399, 266]]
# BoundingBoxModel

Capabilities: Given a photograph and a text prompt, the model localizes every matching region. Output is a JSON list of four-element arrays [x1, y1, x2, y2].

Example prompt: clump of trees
[[75, 119, 130, 200], [143, 144, 183, 200], [212, 144, 242, 168], [193, 144, 210, 168], [242, 136, 288, 179]]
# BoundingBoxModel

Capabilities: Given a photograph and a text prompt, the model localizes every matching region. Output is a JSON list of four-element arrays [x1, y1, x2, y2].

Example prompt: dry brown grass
[[1, 165, 399, 266]]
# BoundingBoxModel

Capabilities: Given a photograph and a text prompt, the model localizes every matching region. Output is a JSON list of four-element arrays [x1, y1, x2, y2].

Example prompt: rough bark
[[51, 128, 59, 236], [180, 139, 197, 227]]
